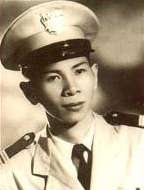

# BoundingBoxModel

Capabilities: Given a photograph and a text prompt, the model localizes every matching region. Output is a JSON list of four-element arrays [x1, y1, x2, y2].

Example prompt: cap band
[[21, 39, 94, 69]]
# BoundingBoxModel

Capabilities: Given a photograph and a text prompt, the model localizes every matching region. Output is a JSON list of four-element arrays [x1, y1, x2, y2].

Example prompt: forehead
[[41, 56, 89, 72]]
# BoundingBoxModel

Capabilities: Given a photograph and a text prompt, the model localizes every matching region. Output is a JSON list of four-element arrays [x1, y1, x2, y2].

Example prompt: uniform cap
[[0, 0, 99, 70]]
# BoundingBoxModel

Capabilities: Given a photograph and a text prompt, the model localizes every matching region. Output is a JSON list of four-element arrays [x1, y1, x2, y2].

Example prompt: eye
[[45, 74, 61, 82], [75, 68, 87, 75]]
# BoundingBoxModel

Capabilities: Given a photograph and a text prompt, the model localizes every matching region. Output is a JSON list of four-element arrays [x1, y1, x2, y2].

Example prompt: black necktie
[[72, 144, 92, 190]]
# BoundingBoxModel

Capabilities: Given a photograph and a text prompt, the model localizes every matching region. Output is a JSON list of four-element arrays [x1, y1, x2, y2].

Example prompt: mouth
[[62, 101, 85, 111]]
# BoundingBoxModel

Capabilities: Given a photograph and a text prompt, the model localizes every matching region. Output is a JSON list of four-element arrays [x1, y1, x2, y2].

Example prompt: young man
[[0, 1, 144, 190]]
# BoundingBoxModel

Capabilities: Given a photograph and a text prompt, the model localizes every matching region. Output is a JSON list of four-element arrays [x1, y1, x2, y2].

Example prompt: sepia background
[[0, 0, 144, 148]]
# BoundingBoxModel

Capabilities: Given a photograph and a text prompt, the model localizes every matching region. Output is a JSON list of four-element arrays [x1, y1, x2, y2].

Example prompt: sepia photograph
[[0, 0, 144, 189]]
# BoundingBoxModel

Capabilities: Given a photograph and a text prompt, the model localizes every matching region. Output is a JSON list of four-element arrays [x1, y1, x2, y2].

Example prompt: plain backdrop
[[0, 0, 144, 148]]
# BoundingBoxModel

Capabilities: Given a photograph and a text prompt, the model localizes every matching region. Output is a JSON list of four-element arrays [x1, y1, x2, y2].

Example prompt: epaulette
[[0, 132, 35, 165], [103, 111, 144, 128]]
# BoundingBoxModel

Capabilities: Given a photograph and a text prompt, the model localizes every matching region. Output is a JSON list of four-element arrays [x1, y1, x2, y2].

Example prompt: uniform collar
[[32, 114, 95, 176]]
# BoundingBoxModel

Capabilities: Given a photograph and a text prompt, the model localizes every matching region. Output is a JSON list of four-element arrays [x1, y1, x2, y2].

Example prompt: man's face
[[35, 56, 97, 125]]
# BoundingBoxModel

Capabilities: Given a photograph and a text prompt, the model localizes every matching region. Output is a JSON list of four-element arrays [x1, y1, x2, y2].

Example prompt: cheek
[[79, 74, 96, 94], [37, 83, 61, 106]]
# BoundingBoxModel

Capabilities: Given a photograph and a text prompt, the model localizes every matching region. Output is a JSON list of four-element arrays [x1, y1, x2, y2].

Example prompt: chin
[[60, 111, 87, 126]]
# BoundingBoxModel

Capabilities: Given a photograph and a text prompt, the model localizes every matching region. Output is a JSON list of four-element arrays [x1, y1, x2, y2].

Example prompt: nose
[[62, 76, 81, 97]]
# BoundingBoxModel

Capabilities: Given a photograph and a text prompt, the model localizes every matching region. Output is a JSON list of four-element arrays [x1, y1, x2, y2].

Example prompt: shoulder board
[[103, 111, 144, 129], [0, 132, 35, 165]]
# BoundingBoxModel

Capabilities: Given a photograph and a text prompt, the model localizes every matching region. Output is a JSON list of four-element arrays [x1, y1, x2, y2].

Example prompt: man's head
[[21, 56, 97, 125], [0, 0, 99, 125]]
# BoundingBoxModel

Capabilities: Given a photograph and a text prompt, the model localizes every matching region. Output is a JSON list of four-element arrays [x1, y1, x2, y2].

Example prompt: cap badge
[[40, 9, 64, 35]]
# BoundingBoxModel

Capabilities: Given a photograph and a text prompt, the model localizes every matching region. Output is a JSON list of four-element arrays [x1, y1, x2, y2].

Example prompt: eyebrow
[[72, 61, 89, 69], [42, 61, 89, 74], [42, 69, 61, 74]]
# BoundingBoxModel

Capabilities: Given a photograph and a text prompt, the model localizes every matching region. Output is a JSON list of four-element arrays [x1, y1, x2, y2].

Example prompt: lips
[[62, 101, 85, 111]]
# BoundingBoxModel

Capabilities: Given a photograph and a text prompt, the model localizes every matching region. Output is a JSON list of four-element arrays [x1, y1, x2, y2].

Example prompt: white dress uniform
[[0, 113, 144, 190], [1, 1, 144, 190]]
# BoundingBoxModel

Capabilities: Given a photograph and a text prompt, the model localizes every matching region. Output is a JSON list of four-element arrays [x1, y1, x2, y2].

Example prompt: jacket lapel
[[32, 127, 51, 177], [32, 128, 85, 190], [90, 115, 130, 190]]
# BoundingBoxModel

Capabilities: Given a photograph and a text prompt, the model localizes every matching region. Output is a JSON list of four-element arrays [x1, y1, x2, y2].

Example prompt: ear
[[91, 63, 98, 87], [20, 82, 39, 105]]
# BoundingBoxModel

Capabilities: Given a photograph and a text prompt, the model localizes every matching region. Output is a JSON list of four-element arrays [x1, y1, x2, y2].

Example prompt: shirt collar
[[47, 112, 95, 150]]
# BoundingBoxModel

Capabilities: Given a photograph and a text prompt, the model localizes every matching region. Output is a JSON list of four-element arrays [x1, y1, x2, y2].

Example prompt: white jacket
[[0, 114, 144, 190]]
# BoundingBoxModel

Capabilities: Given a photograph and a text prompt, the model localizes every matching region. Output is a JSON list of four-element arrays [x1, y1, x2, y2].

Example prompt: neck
[[47, 111, 94, 144]]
